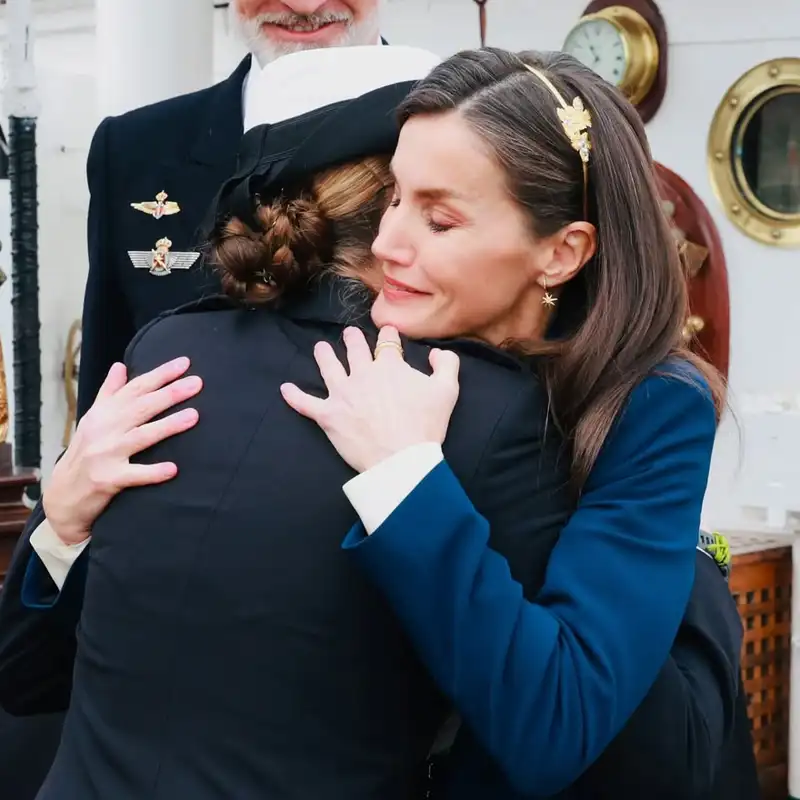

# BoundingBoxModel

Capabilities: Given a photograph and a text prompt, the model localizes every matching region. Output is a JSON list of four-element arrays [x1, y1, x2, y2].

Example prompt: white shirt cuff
[[29, 520, 91, 591], [342, 443, 444, 535]]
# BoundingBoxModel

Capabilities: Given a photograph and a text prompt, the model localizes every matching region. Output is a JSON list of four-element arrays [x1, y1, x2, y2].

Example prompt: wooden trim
[[655, 162, 731, 378]]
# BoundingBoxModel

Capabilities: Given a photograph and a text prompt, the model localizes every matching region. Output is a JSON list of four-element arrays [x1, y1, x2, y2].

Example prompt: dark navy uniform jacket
[[0, 56, 253, 800], [78, 56, 253, 417]]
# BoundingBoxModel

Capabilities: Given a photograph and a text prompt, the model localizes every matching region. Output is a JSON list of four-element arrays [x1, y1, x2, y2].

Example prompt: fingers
[[121, 461, 180, 487], [313, 342, 348, 390], [429, 348, 460, 390], [374, 326, 404, 361], [280, 383, 327, 422], [123, 407, 200, 455], [132, 375, 203, 426], [121, 357, 192, 399], [95, 363, 128, 401], [343, 327, 373, 375]]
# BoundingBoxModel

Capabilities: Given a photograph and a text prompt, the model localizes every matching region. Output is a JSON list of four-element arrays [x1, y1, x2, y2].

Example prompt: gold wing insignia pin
[[130, 190, 181, 219], [128, 237, 200, 277]]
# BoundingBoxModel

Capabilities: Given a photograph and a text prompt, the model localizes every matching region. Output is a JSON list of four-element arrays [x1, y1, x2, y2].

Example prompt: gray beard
[[229, 6, 382, 68]]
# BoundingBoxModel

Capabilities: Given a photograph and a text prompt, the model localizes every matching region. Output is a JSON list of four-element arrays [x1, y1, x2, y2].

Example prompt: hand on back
[[44, 358, 201, 545], [281, 326, 460, 473]]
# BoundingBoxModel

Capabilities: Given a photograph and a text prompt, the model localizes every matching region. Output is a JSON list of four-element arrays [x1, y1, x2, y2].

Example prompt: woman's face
[[370, 111, 548, 346]]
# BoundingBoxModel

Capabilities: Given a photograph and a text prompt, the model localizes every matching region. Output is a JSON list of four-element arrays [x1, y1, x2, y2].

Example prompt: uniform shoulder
[[407, 336, 540, 413], [104, 83, 220, 144], [96, 59, 248, 166], [409, 339, 550, 467], [123, 295, 240, 361]]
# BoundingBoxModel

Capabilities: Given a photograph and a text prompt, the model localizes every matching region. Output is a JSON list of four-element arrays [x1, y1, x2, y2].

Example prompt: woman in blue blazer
[[279, 49, 751, 798], [289, 334, 742, 797]]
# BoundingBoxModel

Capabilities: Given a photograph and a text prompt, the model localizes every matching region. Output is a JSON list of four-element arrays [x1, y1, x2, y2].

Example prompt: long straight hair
[[398, 48, 725, 490]]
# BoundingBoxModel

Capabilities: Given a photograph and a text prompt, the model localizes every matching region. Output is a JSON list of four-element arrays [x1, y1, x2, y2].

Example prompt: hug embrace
[[0, 43, 757, 800]]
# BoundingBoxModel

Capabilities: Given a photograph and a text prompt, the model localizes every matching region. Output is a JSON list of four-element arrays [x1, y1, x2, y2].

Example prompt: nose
[[372, 207, 415, 269], [281, 0, 330, 13]]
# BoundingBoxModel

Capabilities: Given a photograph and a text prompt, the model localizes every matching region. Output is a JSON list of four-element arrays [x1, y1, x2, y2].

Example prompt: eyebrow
[[388, 161, 469, 202]]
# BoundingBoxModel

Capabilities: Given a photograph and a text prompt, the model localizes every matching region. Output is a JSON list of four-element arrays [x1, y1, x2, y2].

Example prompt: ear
[[540, 221, 596, 288]]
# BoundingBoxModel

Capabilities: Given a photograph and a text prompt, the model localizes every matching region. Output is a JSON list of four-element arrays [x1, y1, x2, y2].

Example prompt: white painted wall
[[0, 0, 797, 533]]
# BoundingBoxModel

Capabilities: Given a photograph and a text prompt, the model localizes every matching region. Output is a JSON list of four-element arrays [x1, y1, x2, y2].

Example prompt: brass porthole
[[707, 58, 800, 247]]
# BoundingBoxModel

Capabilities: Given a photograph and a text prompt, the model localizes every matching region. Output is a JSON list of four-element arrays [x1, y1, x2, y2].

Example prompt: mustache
[[249, 11, 353, 27]]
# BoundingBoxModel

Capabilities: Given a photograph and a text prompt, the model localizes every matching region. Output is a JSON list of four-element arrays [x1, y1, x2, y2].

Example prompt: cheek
[[236, 0, 260, 16], [348, 0, 379, 19], [433, 243, 533, 327], [436, 281, 501, 331]]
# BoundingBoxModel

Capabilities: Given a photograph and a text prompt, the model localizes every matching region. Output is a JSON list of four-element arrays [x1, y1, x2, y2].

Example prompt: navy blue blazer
[[343, 369, 743, 798]]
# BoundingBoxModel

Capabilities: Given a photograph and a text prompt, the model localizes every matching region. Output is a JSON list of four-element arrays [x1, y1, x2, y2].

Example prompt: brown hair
[[398, 48, 726, 490], [211, 155, 392, 304]]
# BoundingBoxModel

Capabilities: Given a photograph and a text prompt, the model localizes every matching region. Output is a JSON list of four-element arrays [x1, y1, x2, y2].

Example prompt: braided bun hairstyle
[[211, 156, 392, 304]]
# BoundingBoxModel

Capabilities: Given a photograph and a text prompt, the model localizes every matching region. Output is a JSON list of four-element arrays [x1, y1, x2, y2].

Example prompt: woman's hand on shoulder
[[280, 326, 460, 473], [44, 358, 201, 546]]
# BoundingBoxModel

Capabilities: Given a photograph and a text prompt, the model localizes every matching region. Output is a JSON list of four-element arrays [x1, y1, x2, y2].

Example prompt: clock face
[[563, 18, 628, 88]]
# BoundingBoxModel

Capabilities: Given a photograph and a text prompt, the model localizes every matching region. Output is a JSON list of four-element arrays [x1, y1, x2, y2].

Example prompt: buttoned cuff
[[30, 520, 91, 591], [342, 443, 444, 535]]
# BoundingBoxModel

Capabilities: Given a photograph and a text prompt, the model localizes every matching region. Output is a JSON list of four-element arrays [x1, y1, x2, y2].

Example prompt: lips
[[261, 17, 348, 38], [381, 276, 430, 303], [383, 276, 427, 295], [276, 22, 334, 32]]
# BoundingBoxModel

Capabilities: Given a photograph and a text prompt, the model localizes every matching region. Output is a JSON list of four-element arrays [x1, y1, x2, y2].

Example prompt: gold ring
[[373, 341, 404, 359]]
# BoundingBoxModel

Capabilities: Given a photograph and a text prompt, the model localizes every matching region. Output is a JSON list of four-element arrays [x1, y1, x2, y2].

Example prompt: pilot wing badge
[[128, 237, 200, 277], [131, 190, 180, 219]]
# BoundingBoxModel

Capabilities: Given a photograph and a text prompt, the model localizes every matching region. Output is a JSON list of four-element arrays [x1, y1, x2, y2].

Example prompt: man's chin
[[244, 14, 380, 65], [256, 37, 341, 61], [249, 21, 376, 65]]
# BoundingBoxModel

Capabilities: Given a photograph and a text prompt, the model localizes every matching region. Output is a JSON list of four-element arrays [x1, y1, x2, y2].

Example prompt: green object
[[698, 530, 731, 580]]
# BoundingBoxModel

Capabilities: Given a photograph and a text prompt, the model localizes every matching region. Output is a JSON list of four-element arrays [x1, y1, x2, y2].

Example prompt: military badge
[[130, 190, 181, 219], [128, 237, 200, 277]]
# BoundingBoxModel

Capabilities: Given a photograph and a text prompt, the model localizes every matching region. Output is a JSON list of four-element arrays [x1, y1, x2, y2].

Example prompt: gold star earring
[[541, 277, 557, 308]]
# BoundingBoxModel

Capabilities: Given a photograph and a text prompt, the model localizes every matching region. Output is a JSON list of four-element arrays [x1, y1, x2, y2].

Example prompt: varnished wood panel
[[0, 445, 39, 586], [655, 162, 731, 378], [731, 547, 792, 800]]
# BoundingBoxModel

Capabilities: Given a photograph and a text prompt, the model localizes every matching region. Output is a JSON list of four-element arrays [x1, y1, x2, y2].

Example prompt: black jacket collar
[[166, 275, 526, 372], [190, 55, 252, 166]]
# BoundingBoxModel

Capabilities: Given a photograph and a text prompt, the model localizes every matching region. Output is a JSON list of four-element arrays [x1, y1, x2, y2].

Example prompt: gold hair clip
[[557, 98, 592, 164], [524, 65, 592, 217]]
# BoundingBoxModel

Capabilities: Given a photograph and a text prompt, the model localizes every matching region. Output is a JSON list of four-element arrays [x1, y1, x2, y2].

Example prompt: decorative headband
[[524, 64, 592, 219]]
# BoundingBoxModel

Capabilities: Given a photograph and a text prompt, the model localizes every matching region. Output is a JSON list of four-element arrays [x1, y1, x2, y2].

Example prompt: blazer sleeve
[[581, 549, 742, 798], [78, 116, 136, 419], [0, 501, 86, 715], [342, 370, 717, 796]]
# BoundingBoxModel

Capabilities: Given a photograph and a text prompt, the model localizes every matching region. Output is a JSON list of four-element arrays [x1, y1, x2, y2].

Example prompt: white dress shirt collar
[[241, 55, 264, 126], [241, 36, 388, 126]]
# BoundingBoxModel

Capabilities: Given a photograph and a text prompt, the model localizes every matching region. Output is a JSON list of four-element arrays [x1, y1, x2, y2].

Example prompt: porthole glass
[[735, 88, 800, 218], [707, 59, 800, 247]]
